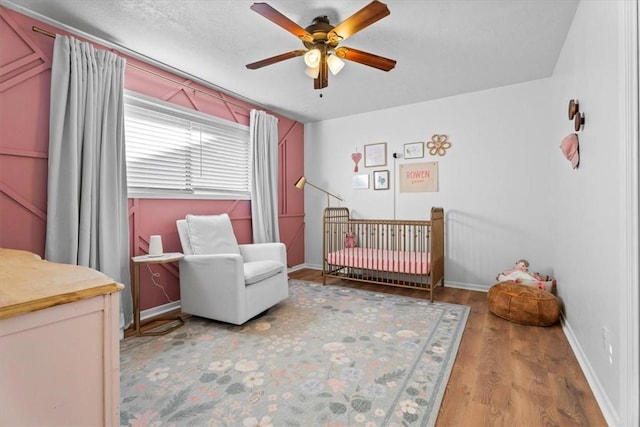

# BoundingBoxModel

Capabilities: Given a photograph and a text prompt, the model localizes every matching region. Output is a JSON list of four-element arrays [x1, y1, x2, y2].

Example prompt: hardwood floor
[[288, 269, 607, 427]]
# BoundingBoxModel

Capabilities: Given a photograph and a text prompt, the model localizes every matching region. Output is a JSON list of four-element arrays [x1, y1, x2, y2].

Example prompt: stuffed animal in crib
[[344, 232, 357, 248], [497, 259, 550, 291]]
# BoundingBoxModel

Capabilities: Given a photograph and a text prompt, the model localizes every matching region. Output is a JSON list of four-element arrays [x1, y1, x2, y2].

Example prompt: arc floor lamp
[[295, 176, 343, 206]]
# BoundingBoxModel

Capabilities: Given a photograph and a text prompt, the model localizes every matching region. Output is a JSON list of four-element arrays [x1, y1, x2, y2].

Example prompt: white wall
[[305, 78, 555, 289], [549, 1, 637, 425], [303, 1, 637, 425]]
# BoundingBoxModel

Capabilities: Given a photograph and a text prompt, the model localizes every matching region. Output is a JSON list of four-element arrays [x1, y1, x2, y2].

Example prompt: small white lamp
[[148, 235, 163, 256]]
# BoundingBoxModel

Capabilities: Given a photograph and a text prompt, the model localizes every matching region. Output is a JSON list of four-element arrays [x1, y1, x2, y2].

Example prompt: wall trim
[[140, 300, 181, 322], [619, 1, 640, 426], [0, 0, 275, 116], [443, 280, 489, 293], [294, 264, 489, 292], [287, 264, 308, 273], [561, 315, 617, 426]]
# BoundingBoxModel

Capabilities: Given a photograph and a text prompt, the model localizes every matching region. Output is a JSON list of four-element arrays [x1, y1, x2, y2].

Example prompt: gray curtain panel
[[45, 35, 133, 330], [250, 110, 280, 243]]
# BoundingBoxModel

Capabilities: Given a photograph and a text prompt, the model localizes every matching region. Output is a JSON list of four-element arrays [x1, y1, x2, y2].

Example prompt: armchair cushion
[[185, 214, 240, 255], [244, 260, 284, 285]]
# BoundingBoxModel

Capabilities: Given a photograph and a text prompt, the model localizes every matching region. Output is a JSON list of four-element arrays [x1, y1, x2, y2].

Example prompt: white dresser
[[0, 248, 124, 426]]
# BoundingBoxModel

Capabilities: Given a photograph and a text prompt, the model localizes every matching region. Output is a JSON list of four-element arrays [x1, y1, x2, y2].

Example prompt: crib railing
[[322, 207, 444, 301]]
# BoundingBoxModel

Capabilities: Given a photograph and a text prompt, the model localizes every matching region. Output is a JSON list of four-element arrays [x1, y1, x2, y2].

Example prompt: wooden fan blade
[[314, 59, 328, 89], [250, 3, 313, 42], [246, 50, 307, 69], [328, 0, 390, 43], [334, 46, 396, 71]]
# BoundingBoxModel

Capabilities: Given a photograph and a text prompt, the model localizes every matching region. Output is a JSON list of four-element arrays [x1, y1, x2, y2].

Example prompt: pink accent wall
[[0, 7, 305, 311]]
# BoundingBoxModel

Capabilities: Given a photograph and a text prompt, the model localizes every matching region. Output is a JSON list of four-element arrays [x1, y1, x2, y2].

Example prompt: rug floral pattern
[[120, 281, 469, 427]]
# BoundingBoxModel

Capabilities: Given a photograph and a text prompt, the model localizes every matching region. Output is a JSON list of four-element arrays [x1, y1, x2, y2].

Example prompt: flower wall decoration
[[427, 134, 452, 156]]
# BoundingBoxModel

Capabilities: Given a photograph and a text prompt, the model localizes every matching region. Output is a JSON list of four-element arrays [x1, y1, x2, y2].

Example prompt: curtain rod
[[32, 25, 252, 112]]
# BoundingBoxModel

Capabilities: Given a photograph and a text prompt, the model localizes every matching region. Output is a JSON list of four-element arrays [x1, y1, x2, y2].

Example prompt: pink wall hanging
[[351, 150, 362, 172]]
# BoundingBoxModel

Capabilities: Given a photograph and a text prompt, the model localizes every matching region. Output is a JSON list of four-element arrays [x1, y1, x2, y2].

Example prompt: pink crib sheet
[[326, 248, 431, 275]]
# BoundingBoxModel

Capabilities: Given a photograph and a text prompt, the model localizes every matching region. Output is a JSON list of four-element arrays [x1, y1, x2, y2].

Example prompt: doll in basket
[[497, 259, 554, 291]]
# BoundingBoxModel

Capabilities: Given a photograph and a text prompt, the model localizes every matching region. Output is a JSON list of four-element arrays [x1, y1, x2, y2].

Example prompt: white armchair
[[176, 213, 288, 325]]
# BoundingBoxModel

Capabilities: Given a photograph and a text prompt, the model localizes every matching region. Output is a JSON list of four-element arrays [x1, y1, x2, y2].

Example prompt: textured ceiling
[[3, 0, 579, 123]]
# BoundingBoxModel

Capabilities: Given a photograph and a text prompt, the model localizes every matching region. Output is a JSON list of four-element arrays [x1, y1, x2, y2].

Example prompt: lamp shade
[[305, 66, 320, 78], [148, 235, 163, 256], [294, 176, 307, 189], [304, 48, 321, 68], [327, 55, 345, 75]]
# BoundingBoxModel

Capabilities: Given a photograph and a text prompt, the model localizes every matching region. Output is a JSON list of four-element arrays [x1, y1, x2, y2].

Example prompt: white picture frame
[[352, 174, 370, 189], [404, 142, 424, 159], [364, 142, 387, 167]]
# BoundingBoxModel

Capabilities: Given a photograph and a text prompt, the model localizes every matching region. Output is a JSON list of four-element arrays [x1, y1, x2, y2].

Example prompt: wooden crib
[[322, 207, 445, 302]]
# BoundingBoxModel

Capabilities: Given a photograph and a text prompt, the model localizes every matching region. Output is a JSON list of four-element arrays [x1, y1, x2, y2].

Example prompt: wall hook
[[574, 112, 585, 131], [568, 99, 585, 131], [568, 99, 579, 119]]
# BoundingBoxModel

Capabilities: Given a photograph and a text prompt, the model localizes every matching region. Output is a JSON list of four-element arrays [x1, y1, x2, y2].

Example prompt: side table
[[132, 252, 184, 336]]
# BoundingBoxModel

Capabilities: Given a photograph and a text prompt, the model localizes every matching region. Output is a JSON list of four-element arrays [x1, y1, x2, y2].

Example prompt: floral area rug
[[120, 280, 469, 427]]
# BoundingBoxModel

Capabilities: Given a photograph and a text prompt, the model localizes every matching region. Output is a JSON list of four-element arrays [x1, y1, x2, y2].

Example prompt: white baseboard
[[287, 264, 308, 273], [140, 300, 181, 321], [299, 263, 322, 271], [444, 280, 489, 292], [289, 264, 490, 292], [561, 315, 618, 426]]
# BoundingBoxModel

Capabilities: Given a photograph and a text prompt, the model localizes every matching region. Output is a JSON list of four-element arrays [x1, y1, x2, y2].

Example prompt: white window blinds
[[124, 92, 250, 199]]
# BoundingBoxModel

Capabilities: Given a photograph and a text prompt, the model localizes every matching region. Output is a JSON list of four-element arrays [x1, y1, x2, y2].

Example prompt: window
[[124, 91, 250, 199]]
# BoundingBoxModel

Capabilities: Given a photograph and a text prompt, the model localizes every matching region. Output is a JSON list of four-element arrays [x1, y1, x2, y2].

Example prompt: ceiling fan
[[245, 1, 396, 90]]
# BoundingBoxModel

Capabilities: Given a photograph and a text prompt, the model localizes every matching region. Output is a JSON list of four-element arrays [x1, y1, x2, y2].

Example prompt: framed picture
[[352, 174, 370, 189], [364, 142, 387, 167], [373, 170, 390, 190], [404, 142, 424, 159]]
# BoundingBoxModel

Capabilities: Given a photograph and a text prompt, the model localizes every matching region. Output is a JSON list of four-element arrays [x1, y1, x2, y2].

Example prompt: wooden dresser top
[[0, 248, 124, 319]]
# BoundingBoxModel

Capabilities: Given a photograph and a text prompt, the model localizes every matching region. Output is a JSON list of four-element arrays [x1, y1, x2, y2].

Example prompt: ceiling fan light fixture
[[246, 2, 396, 90], [327, 54, 345, 75], [305, 66, 320, 78], [304, 48, 321, 68]]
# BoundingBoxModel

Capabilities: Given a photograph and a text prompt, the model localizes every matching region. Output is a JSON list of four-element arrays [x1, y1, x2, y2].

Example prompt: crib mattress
[[326, 248, 431, 275]]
